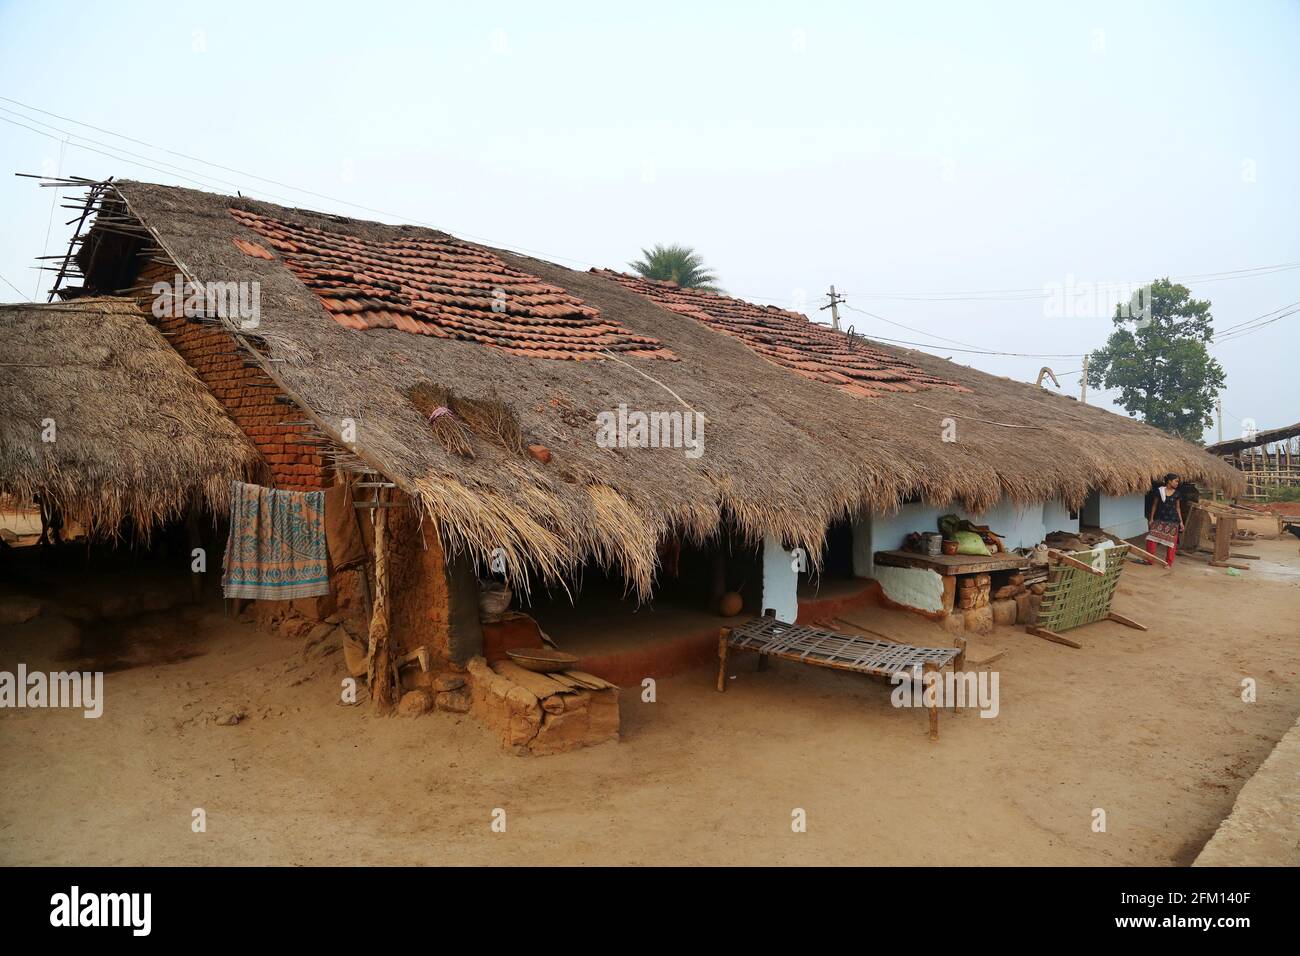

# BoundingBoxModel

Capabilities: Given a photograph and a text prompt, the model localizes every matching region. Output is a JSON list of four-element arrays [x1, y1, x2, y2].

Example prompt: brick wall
[[387, 497, 453, 659], [133, 260, 331, 491]]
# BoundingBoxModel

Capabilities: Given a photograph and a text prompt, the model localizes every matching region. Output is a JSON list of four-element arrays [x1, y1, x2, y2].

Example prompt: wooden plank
[[1025, 625, 1083, 649], [1123, 542, 1158, 565], [554, 671, 600, 690], [923, 662, 939, 741], [1106, 611, 1148, 631], [716, 629, 730, 693], [1213, 516, 1235, 564], [1047, 548, 1105, 576], [565, 669, 615, 690], [1180, 506, 1207, 553], [873, 549, 1030, 576], [492, 660, 571, 699]]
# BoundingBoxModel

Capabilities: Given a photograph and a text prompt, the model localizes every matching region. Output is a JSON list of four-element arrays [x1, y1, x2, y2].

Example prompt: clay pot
[[942, 539, 960, 555], [718, 591, 744, 617]]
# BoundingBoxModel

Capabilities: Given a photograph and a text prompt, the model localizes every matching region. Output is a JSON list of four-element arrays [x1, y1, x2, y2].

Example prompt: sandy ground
[[1194, 713, 1300, 865], [1, 517, 1297, 866]]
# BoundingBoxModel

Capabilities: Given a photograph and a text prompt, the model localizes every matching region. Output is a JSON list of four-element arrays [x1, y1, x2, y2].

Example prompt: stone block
[[397, 689, 433, 717], [940, 576, 957, 613], [991, 598, 1017, 626], [435, 689, 471, 713], [963, 605, 993, 635]]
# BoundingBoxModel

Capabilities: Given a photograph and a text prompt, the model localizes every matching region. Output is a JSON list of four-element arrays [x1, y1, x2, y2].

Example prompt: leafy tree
[[1085, 278, 1225, 440], [629, 244, 720, 291]]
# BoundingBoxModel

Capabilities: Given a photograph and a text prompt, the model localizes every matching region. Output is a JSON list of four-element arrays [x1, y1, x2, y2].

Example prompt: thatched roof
[[0, 297, 262, 536], [1206, 421, 1300, 456], [66, 181, 1241, 591], [594, 269, 1246, 502]]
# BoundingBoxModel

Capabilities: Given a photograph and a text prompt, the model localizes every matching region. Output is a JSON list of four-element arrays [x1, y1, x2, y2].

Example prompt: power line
[[841, 301, 988, 350], [0, 270, 27, 298], [1214, 297, 1300, 335], [1213, 306, 1300, 345], [0, 114, 236, 190], [34, 134, 67, 299], [0, 105, 271, 194], [2, 96, 1296, 358], [0, 97, 599, 268], [1211, 299, 1300, 344], [0, 103, 1092, 363], [841, 261, 1300, 301], [822, 323, 1084, 358]]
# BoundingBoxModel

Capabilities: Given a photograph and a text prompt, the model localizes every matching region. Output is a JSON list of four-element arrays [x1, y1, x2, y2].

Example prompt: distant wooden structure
[[1206, 422, 1300, 501]]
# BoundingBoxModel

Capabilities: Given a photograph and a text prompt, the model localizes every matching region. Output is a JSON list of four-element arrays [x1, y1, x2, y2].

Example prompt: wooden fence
[[1226, 437, 1300, 500]]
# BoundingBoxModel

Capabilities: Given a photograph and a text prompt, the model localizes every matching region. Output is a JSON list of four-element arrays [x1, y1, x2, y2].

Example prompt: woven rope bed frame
[[716, 617, 962, 740]]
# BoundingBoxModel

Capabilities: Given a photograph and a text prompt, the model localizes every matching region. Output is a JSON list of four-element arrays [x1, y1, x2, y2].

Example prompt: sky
[[1, 0, 1297, 442]]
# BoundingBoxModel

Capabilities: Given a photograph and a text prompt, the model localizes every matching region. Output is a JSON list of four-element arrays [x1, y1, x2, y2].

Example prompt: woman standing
[[1146, 473, 1183, 567]]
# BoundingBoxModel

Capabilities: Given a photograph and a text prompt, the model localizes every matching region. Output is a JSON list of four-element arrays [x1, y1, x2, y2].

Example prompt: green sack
[[953, 530, 991, 556]]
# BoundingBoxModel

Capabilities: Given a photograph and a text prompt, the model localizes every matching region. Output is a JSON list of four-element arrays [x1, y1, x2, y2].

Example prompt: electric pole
[[1216, 398, 1223, 444], [1079, 354, 1088, 404], [821, 285, 845, 331]]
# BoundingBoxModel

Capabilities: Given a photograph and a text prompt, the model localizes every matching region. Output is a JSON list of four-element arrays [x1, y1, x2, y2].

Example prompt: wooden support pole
[[366, 489, 398, 713], [1124, 542, 1158, 565], [1106, 611, 1148, 631], [336, 468, 373, 621], [185, 501, 203, 604], [1197, 548, 1259, 560], [1180, 507, 1206, 554], [1213, 516, 1236, 565], [1026, 625, 1083, 649], [1047, 548, 1104, 576], [923, 662, 939, 741], [716, 628, 731, 693]]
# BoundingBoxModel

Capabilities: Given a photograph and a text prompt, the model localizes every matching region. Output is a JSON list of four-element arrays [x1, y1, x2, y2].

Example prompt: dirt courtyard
[[2, 517, 1297, 866]]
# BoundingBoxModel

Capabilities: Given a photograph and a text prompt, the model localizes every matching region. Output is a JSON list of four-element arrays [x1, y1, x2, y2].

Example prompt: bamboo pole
[[366, 487, 398, 713]]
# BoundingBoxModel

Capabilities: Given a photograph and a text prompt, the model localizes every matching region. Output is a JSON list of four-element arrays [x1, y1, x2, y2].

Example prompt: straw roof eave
[[0, 298, 263, 539], [85, 181, 1241, 592]]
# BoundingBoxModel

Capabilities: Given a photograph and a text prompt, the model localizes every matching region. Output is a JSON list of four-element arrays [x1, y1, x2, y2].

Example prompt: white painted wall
[[873, 565, 945, 613], [851, 507, 873, 577], [761, 534, 800, 624], [854, 498, 1053, 576], [848, 490, 1144, 579], [1097, 491, 1147, 539], [1043, 499, 1080, 536]]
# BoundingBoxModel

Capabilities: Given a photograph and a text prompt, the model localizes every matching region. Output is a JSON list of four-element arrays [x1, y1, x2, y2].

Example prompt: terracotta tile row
[[228, 209, 674, 362], [595, 270, 965, 395]]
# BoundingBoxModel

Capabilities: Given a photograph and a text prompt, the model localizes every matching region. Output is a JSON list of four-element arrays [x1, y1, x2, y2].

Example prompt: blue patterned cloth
[[222, 481, 330, 600]]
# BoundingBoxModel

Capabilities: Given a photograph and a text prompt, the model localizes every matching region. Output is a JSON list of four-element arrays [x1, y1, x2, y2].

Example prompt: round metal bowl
[[506, 647, 580, 673]]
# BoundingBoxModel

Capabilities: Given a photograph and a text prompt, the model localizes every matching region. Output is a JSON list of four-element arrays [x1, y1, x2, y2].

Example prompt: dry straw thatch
[[72, 182, 1241, 593], [0, 297, 261, 537]]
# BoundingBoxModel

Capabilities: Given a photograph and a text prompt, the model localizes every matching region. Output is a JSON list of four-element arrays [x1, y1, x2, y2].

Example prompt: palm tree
[[629, 244, 720, 292]]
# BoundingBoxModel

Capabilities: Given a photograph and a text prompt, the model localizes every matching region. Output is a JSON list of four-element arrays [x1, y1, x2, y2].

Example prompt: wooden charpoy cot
[[1025, 546, 1146, 648], [716, 617, 962, 740]]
